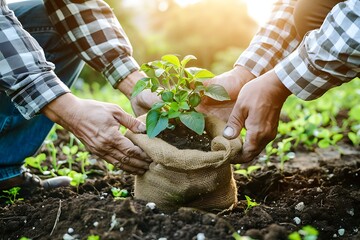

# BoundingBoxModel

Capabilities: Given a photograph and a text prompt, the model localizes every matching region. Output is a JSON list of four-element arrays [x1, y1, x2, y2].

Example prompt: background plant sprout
[[244, 195, 259, 213], [132, 54, 230, 138], [0, 187, 23, 205]]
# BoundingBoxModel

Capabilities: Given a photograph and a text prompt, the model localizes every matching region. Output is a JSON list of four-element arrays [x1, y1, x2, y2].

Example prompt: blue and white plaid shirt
[[236, 0, 360, 100], [0, 0, 139, 119]]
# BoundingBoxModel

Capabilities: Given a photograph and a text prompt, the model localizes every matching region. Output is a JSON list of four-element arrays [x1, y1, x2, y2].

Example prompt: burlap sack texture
[[125, 115, 242, 212]]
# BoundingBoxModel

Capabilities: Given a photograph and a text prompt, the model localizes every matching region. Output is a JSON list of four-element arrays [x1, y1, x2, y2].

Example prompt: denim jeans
[[0, 0, 84, 181]]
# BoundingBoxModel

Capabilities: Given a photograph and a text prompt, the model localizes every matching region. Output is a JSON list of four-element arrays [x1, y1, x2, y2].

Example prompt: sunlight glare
[[244, 0, 276, 25]]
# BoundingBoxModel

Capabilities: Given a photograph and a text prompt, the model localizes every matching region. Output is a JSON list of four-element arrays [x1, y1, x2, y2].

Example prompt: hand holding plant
[[132, 54, 230, 138]]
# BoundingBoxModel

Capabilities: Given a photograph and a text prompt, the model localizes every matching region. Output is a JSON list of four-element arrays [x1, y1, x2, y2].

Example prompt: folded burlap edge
[[125, 115, 242, 171]]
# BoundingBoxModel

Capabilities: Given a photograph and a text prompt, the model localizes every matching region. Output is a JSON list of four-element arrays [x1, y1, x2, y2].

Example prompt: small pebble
[[347, 208, 355, 216], [146, 202, 156, 210], [293, 217, 301, 225], [197, 233, 205, 240], [68, 228, 74, 234], [93, 222, 99, 227], [338, 229, 345, 236], [295, 202, 305, 211]]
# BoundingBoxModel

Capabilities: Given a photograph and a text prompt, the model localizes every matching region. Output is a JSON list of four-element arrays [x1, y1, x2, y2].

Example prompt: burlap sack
[[125, 115, 242, 212]]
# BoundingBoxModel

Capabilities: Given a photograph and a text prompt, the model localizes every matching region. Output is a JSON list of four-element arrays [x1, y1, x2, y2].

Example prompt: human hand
[[117, 70, 159, 116], [42, 93, 152, 175], [196, 65, 255, 121], [223, 70, 291, 164]]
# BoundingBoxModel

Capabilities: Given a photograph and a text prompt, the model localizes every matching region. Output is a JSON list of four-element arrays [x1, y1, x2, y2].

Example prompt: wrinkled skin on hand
[[197, 66, 255, 121], [130, 89, 160, 117], [223, 70, 291, 164], [42, 93, 152, 175]]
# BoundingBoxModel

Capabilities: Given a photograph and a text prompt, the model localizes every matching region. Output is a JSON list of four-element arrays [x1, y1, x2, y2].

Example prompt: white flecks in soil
[[295, 202, 305, 211], [68, 228, 74, 234], [196, 233, 206, 240], [347, 208, 355, 216], [93, 221, 99, 227], [293, 217, 301, 225], [338, 228, 345, 236], [146, 202, 156, 210]]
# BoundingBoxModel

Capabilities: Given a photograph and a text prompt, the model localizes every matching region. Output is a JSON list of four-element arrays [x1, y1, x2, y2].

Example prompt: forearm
[[236, 0, 300, 77], [44, 0, 140, 87], [275, 0, 360, 100], [40, 93, 80, 128], [0, 4, 69, 120], [116, 70, 147, 99]]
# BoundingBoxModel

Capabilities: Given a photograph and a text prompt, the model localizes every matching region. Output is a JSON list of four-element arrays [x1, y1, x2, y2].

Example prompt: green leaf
[[169, 102, 179, 111], [168, 109, 181, 119], [331, 133, 343, 143], [179, 111, 205, 135], [162, 54, 180, 67], [174, 90, 188, 103], [178, 101, 190, 110], [318, 139, 330, 148], [155, 68, 165, 77], [186, 67, 215, 79], [62, 146, 70, 155], [151, 102, 165, 110], [288, 232, 302, 240], [189, 93, 201, 108], [161, 91, 174, 102], [204, 84, 230, 101], [146, 110, 169, 138], [181, 55, 197, 67], [131, 78, 150, 98]]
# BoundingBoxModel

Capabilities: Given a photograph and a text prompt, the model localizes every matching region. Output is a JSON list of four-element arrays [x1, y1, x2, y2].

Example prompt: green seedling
[[68, 170, 87, 191], [132, 54, 230, 138], [232, 232, 255, 240], [1, 187, 24, 205], [87, 235, 100, 240], [45, 125, 59, 172], [288, 225, 319, 240], [275, 137, 295, 171], [244, 195, 259, 213], [18, 237, 31, 240], [62, 145, 79, 170], [234, 165, 261, 180], [348, 124, 360, 146], [25, 153, 50, 175], [314, 128, 343, 149], [111, 187, 129, 200], [76, 151, 91, 174]]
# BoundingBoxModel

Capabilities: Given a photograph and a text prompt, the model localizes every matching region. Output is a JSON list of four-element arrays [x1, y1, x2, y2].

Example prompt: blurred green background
[[77, 0, 257, 87]]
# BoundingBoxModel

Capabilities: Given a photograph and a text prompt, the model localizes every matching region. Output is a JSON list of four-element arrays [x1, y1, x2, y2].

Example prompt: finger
[[240, 126, 277, 163], [115, 135, 151, 162], [223, 100, 247, 140], [112, 107, 146, 133], [104, 154, 147, 175]]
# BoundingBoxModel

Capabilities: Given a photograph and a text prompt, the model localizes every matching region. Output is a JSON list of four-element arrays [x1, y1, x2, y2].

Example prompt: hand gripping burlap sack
[[125, 115, 242, 212]]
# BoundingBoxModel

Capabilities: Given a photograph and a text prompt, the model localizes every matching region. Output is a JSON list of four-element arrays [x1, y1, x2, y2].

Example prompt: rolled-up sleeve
[[44, 0, 139, 87], [236, 0, 300, 77], [275, 0, 360, 100], [0, 4, 69, 119]]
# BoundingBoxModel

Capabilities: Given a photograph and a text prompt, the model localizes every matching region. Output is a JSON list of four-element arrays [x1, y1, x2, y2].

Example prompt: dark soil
[[157, 124, 212, 151], [1, 136, 360, 239]]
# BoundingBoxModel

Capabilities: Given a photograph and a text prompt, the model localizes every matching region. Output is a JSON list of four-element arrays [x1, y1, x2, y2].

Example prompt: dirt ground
[[1, 141, 359, 240]]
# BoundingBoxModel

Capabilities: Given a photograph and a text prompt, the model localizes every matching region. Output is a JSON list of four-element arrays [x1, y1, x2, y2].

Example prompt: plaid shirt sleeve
[[275, 0, 360, 100], [44, 0, 139, 87], [235, 0, 300, 77], [0, 3, 70, 120]]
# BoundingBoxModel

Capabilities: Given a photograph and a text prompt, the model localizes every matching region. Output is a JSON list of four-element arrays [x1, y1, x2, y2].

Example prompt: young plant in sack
[[127, 55, 242, 212]]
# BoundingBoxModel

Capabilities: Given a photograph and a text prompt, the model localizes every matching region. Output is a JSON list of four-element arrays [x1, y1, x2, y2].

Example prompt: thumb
[[113, 108, 146, 133], [223, 104, 246, 140]]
